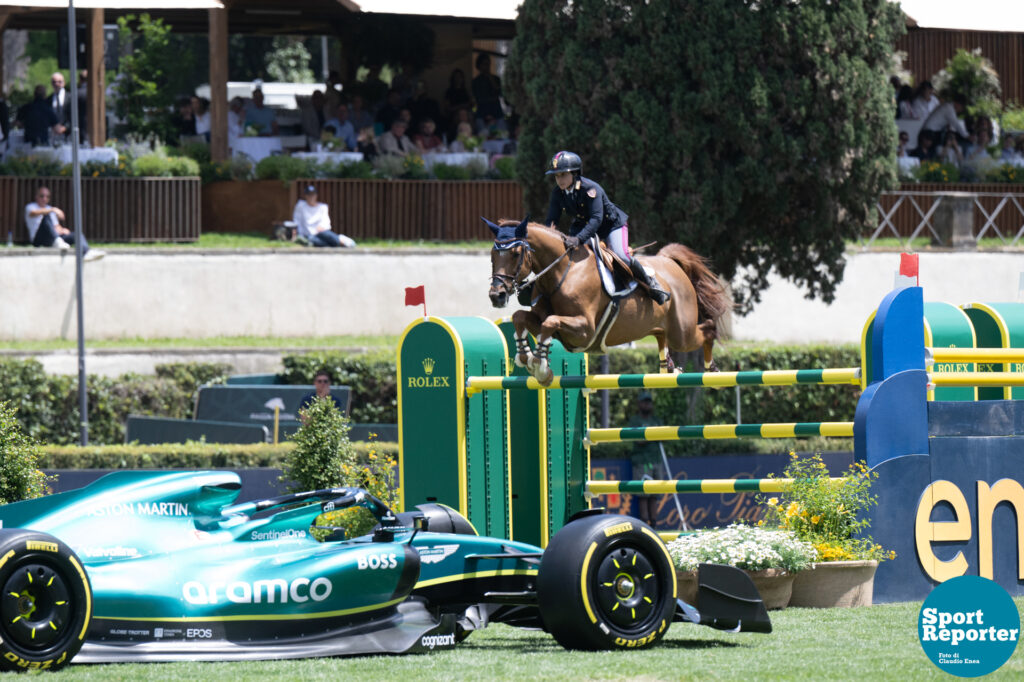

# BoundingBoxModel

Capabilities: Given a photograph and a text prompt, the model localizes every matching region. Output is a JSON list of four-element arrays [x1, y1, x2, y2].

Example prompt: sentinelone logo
[[407, 356, 450, 388], [919, 575, 1021, 676]]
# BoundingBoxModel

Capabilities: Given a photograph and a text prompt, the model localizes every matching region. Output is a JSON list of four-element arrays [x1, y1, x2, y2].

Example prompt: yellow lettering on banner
[[915, 481, 971, 582], [976, 479, 1024, 580], [1015, 363, 1024, 373], [406, 376, 452, 388]]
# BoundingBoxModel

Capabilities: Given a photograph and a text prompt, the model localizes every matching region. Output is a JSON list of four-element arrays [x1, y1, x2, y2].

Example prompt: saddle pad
[[590, 237, 638, 300]]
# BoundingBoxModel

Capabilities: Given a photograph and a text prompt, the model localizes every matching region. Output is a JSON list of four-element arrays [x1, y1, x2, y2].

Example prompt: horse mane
[[496, 218, 563, 240]]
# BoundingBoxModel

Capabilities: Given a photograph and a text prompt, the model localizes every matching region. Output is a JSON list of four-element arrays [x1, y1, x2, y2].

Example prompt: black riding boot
[[630, 258, 670, 304]]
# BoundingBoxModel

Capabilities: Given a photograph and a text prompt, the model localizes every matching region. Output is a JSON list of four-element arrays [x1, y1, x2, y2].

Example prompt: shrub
[[166, 155, 201, 177], [255, 155, 316, 182], [0, 401, 49, 503], [335, 160, 375, 179], [431, 163, 470, 180], [133, 152, 174, 177], [984, 163, 1024, 184], [932, 48, 1002, 118], [81, 159, 129, 178], [0, 155, 64, 177], [402, 154, 429, 179], [465, 158, 489, 180], [317, 439, 400, 538], [372, 155, 405, 179], [913, 160, 960, 183], [494, 156, 516, 180], [666, 523, 817, 573], [283, 396, 354, 492]]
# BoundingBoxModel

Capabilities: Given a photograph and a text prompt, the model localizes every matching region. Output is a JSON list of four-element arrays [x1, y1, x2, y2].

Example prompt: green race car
[[0, 470, 770, 670]]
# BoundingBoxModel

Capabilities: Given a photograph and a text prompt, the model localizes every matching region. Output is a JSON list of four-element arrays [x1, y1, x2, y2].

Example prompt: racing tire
[[537, 515, 675, 650], [0, 529, 92, 672]]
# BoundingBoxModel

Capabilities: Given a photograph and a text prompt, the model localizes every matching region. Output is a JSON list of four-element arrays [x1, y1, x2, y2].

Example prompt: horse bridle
[[491, 238, 573, 302]]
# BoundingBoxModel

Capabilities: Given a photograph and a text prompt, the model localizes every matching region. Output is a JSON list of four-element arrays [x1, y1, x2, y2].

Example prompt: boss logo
[[357, 553, 398, 570]]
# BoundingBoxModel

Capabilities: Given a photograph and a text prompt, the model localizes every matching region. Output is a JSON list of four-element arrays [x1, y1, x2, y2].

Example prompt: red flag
[[405, 285, 425, 312], [899, 253, 919, 284]]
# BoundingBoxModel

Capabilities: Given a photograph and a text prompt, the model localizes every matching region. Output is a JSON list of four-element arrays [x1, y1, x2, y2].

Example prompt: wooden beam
[[87, 8, 105, 146], [209, 7, 229, 162]]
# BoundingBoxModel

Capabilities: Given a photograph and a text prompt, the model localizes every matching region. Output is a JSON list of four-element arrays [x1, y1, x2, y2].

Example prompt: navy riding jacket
[[545, 176, 628, 242]]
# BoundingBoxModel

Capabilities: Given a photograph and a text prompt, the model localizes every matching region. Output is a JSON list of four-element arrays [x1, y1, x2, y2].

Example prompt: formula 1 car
[[0, 470, 770, 670]]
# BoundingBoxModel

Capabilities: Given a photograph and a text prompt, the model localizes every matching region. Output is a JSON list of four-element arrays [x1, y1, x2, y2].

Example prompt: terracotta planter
[[675, 567, 795, 610], [789, 560, 878, 608]]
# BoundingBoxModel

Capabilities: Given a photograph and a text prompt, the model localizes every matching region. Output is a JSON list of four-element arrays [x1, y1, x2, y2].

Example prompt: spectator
[[245, 89, 279, 136], [227, 96, 246, 142], [356, 126, 380, 160], [963, 123, 996, 177], [292, 185, 356, 248], [413, 118, 444, 154], [444, 68, 473, 122], [896, 85, 915, 119], [911, 81, 939, 121], [378, 119, 416, 156], [476, 113, 508, 139], [397, 107, 413, 126], [348, 94, 374, 135], [471, 54, 504, 127], [25, 186, 104, 261], [391, 62, 418, 105], [299, 370, 347, 424], [359, 64, 389, 110], [448, 108, 472, 142], [410, 82, 442, 134], [49, 71, 71, 140], [323, 70, 344, 116], [448, 121, 477, 153], [171, 96, 196, 140], [909, 133, 936, 161], [375, 89, 404, 131], [999, 134, 1021, 166], [191, 96, 211, 141], [18, 85, 57, 146], [920, 94, 969, 149], [897, 130, 919, 175], [322, 103, 357, 151], [626, 391, 663, 528], [937, 132, 964, 166]]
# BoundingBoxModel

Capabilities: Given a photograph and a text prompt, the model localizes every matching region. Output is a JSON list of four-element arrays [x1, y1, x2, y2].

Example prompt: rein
[[492, 237, 574, 303]]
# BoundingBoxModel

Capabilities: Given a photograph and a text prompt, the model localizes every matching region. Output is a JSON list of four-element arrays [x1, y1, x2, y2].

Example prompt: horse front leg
[[655, 334, 675, 373], [703, 338, 719, 373], [511, 309, 544, 370], [534, 314, 593, 386]]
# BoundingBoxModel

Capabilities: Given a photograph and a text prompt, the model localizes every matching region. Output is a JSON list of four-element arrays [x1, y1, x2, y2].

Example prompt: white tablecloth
[[421, 152, 489, 170], [898, 156, 920, 174], [22, 146, 118, 165], [231, 137, 284, 162], [292, 151, 365, 164]]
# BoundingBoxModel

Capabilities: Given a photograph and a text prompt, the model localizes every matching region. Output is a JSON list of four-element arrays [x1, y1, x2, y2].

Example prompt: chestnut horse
[[486, 217, 731, 385]]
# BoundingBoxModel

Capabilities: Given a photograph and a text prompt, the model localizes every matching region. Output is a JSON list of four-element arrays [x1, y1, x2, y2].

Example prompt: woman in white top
[[191, 96, 211, 140], [292, 185, 356, 248]]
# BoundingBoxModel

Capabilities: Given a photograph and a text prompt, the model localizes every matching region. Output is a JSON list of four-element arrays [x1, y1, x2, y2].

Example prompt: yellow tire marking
[[641, 527, 677, 599], [580, 542, 599, 624], [68, 556, 92, 640]]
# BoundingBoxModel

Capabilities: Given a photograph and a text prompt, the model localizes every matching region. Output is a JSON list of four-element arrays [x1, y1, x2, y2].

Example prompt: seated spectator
[[299, 370, 346, 424], [476, 113, 509, 139], [1000, 135, 1021, 166], [300, 89, 328, 140], [920, 94, 969, 148], [171, 96, 196, 140], [376, 89, 404, 131], [448, 108, 473, 142], [448, 122, 478, 153], [963, 124, 996, 178], [909, 133, 936, 161], [413, 119, 444, 154], [227, 96, 246, 142], [25, 186, 104, 261], [17, 85, 57, 146], [191, 96, 211, 142], [244, 88, 279, 136], [349, 94, 374, 134], [378, 119, 416, 156], [937, 133, 964, 166], [356, 126, 379, 160], [896, 131, 919, 174], [896, 85, 915, 119], [292, 185, 356, 248], [911, 81, 939, 120], [322, 103, 357, 151]]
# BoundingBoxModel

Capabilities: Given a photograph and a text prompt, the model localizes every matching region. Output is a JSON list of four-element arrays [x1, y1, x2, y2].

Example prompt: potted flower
[[666, 523, 816, 609], [757, 453, 896, 608]]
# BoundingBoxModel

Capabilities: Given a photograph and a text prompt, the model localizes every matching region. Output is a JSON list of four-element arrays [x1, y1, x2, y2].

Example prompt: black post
[[68, 0, 88, 446]]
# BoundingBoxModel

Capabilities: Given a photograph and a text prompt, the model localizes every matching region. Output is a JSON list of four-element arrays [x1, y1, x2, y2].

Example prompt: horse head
[[484, 216, 531, 308]]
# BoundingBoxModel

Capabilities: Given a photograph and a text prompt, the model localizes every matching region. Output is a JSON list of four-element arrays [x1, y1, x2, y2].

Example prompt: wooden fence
[[0, 177, 201, 244], [290, 179, 524, 242], [876, 184, 1024, 241]]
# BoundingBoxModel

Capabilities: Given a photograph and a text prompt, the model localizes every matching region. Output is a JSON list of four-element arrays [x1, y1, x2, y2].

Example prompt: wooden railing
[[871, 184, 1024, 246], [291, 179, 524, 242], [0, 177, 201, 244]]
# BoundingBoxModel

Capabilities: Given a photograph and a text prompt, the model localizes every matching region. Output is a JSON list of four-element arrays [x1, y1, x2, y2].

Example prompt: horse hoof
[[706, 360, 720, 373], [535, 368, 554, 386], [515, 354, 529, 368]]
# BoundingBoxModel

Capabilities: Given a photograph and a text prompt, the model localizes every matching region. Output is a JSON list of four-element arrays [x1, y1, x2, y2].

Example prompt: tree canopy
[[506, 0, 905, 311]]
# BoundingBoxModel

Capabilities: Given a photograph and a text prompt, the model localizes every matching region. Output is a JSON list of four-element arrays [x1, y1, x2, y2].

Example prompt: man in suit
[[49, 72, 71, 140]]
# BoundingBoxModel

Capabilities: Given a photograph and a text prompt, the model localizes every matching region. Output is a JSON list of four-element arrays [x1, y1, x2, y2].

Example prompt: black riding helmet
[[544, 150, 582, 176]]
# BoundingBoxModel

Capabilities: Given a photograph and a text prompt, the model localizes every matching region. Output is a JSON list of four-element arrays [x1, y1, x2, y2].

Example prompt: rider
[[544, 150, 670, 304]]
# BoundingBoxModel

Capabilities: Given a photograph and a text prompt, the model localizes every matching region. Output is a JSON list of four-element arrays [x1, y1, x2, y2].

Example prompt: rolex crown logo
[[422, 357, 435, 375]]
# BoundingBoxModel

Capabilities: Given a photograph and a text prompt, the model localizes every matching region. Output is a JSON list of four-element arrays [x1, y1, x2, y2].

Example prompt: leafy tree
[[266, 36, 315, 83], [506, 0, 904, 311], [0, 401, 48, 504], [284, 396, 354, 492], [113, 13, 193, 141], [932, 48, 1002, 119]]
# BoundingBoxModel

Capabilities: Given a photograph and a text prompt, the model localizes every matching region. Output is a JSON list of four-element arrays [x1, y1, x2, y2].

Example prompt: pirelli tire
[[0, 529, 92, 672], [537, 515, 675, 650]]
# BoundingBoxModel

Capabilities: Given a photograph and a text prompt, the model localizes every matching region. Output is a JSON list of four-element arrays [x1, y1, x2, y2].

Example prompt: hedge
[[39, 441, 397, 470]]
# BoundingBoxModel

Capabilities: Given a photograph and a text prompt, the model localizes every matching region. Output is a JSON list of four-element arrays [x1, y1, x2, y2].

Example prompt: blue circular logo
[[919, 576, 1020, 677]]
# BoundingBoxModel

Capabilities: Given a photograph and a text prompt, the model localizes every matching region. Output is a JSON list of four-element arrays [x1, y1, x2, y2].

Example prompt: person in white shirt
[[921, 94, 969, 149], [910, 81, 939, 121], [227, 96, 245, 143], [191, 96, 211, 140], [292, 185, 356, 248], [25, 186, 104, 261]]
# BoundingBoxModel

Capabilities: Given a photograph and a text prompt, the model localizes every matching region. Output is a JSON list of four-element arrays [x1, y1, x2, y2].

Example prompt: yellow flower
[[767, 497, 778, 506], [785, 502, 800, 518], [811, 515, 822, 524]]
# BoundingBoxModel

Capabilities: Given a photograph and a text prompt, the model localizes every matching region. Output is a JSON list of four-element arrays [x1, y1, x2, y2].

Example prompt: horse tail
[[657, 243, 732, 341]]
